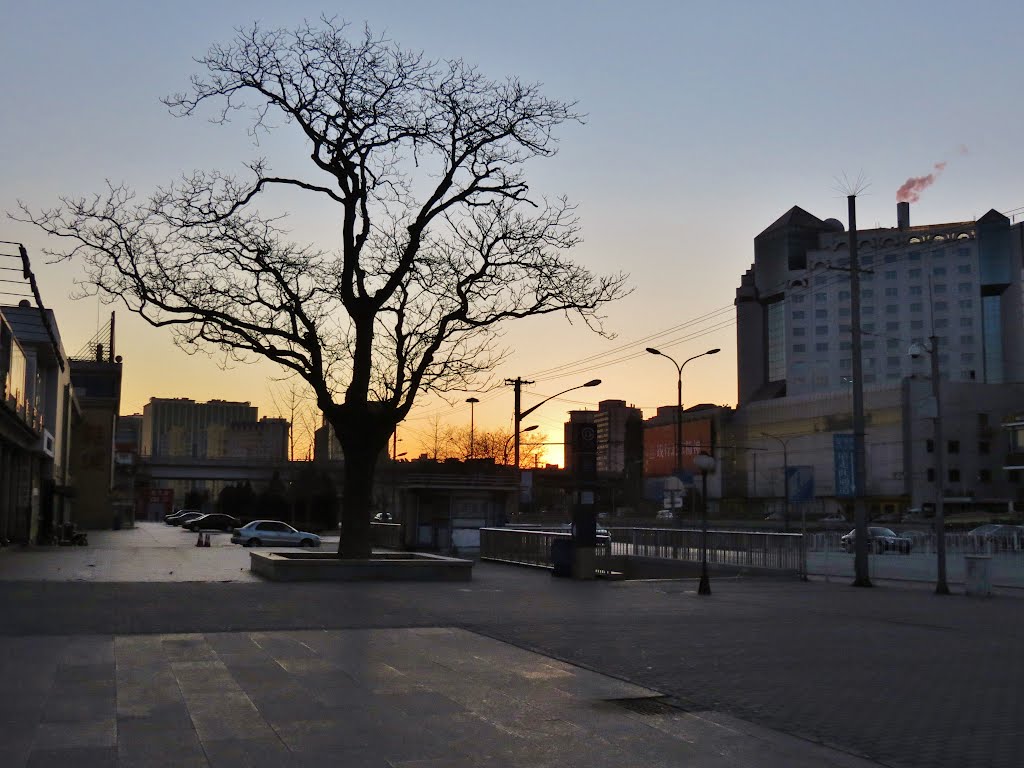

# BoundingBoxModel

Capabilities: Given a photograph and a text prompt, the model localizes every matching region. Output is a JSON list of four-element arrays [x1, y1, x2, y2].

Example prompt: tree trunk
[[337, 445, 380, 559]]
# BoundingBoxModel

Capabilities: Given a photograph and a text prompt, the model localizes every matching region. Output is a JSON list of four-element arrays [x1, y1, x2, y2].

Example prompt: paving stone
[[32, 718, 117, 749], [25, 745, 118, 768], [202, 736, 292, 768]]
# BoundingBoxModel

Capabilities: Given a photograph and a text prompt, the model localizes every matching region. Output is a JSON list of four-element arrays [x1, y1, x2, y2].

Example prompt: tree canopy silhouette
[[20, 19, 628, 558]]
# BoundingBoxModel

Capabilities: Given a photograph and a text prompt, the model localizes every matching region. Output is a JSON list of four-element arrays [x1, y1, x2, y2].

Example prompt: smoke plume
[[896, 162, 946, 203], [896, 146, 968, 203]]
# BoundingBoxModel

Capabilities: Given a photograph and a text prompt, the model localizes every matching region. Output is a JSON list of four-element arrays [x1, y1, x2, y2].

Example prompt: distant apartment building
[[592, 399, 643, 474], [732, 202, 1024, 515], [140, 398, 287, 461]]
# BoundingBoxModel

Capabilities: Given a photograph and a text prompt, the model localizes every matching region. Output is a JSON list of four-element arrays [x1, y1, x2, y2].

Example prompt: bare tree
[[267, 377, 318, 461], [18, 20, 628, 558], [436, 425, 546, 468]]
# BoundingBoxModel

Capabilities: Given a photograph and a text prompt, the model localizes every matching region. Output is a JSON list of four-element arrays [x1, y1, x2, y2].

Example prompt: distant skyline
[[4, 1, 1023, 466]]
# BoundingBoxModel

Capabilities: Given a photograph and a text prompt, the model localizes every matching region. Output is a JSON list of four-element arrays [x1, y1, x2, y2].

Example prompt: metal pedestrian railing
[[479, 528, 611, 571], [370, 522, 402, 549], [608, 527, 804, 572]]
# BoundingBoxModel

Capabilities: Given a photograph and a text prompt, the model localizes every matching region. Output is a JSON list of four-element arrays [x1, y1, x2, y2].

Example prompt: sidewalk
[[1, 524, 1020, 767]]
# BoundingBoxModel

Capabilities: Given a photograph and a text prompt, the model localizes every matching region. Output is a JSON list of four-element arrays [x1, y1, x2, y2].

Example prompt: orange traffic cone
[[195, 531, 203, 547]]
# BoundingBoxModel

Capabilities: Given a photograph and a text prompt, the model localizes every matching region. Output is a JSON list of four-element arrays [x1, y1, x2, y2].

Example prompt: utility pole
[[504, 377, 534, 469], [928, 334, 950, 595], [848, 194, 872, 587]]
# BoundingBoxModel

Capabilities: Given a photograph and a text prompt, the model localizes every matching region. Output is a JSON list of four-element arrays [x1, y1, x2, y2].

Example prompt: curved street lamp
[[646, 347, 719, 476], [505, 424, 538, 465], [514, 379, 601, 469]]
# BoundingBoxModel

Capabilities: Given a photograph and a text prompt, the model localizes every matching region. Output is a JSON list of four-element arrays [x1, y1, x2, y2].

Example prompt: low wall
[[250, 551, 473, 582]]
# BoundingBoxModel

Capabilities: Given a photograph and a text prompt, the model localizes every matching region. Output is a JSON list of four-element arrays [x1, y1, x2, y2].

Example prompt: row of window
[[794, 297, 975, 313], [926, 468, 992, 483]]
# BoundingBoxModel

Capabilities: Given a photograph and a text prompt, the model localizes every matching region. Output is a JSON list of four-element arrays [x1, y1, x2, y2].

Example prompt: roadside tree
[[19, 20, 628, 557]]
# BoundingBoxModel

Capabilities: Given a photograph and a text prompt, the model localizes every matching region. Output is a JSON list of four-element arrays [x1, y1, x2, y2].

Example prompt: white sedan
[[230, 520, 321, 548]]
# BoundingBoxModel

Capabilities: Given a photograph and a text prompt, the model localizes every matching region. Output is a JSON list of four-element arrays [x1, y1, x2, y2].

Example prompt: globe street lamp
[[514, 379, 601, 469], [466, 397, 480, 459], [694, 451, 716, 596]]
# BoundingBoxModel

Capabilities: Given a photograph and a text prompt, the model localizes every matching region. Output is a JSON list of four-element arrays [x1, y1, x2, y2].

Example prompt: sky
[[3, 1, 1023, 465]]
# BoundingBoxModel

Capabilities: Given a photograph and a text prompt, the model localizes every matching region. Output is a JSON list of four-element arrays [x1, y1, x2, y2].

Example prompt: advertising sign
[[833, 434, 856, 497], [643, 419, 712, 477]]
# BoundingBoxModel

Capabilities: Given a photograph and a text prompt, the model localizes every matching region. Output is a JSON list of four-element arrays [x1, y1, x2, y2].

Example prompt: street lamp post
[[910, 336, 950, 595], [504, 424, 537, 465], [466, 397, 480, 459], [511, 379, 601, 469], [694, 452, 715, 596], [761, 432, 808, 581], [646, 347, 719, 510]]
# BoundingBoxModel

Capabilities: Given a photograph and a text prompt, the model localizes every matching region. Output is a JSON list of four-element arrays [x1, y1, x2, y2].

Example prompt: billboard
[[643, 419, 713, 476]]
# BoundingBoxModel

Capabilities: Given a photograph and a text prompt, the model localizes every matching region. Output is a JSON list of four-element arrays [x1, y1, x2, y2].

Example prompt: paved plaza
[[1, 523, 1021, 767]]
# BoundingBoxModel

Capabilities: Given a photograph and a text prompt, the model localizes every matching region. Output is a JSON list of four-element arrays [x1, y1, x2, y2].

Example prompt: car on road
[[966, 524, 1024, 550], [655, 510, 676, 521], [230, 520, 321, 548], [167, 511, 205, 527], [184, 513, 241, 532], [373, 511, 394, 523], [841, 526, 912, 554], [165, 509, 201, 524]]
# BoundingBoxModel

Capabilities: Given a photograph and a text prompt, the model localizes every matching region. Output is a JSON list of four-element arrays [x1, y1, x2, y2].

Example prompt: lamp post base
[[697, 562, 711, 595]]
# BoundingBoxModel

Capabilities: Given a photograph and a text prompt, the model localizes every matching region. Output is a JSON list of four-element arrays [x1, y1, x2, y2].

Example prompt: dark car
[[967, 524, 1024, 550], [841, 526, 912, 554], [184, 513, 240, 532], [168, 511, 205, 527], [165, 508, 201, 524]]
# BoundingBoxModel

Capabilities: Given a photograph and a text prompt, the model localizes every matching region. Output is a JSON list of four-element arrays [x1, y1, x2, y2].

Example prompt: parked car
[[900, 529, 931, 547], [373, 512, 394, 523], [655, 510, 676, 521], [841, 526, 912, 554], [184, 513, 240, 532], [168, 511, 205, 527], [822, 513, 846, 523], [966, 524, 1024, 550], [165, 509, 201, 524], [230, 520, 321, 547]]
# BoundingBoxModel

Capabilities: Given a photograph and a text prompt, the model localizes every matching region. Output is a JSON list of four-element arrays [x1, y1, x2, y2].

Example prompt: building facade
[[732, 202, 1024, 517], [140, 398, 287, 460]]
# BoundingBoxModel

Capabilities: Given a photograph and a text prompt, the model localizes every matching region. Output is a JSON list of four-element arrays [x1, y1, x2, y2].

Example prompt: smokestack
[[897, 201, 910, 230]]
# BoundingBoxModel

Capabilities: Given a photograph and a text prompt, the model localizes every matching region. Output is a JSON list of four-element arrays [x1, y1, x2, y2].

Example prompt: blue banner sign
[[833, 433, 856, 497], [786, 465, 815, 503]]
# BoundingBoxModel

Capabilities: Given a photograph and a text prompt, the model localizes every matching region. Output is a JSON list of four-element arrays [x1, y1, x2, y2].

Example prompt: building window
[[887, 338, 900, 349], [816, 292, 827, 303], [978, 469, 992, 483], [862, 255, 874, 266], [959, 299, 973, 310], [839, 324, 851, 333], [978, 413, 989, 428], [839, 307, 851, 317], [927, 468, 935, 481], [792, 310, 805, 320], [793, 327, 805, 337], [958, 282, 972, 294], [863, 373, 876, 383], [911, 320, 924, 330], [792, 294, 805, 304], [886, 305, 899, 315], [885, 287, 899, 297], [815, 308, 828, 319], [957, 263, 971, 274], [816, 342, 829, 352], [935, 301, 948, 312], [960, 335, 973, 345], [983, 295, 1003, 383], [840, 358, 851, 370], [884, 322, 898, 333], [816, 325, 828, 336], [887, 356, 900, 367], [793, 343, 806, 353], [948, 469, 960, 483], [885, 270, 897, 280], [908, 252, 921, 261], [1010, 470, 1021, 483], [933, 266, 947, 276], [959, 317, 973, 328], [948, 440, 960, 454], [767, 301, 786, 382], [979, 441, 990, 454], [909, 268, 922, 278], [934, 284, 947, 294], [840, 340, 851, 351], [863, 340, 875, 350], [838, 290, 851, 301], [935, 318, 949, 329], [926, 439, 934, 453], [862, 289, 874, 299], [909, 285, 922, 296], [814, 274, 828, 285]]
